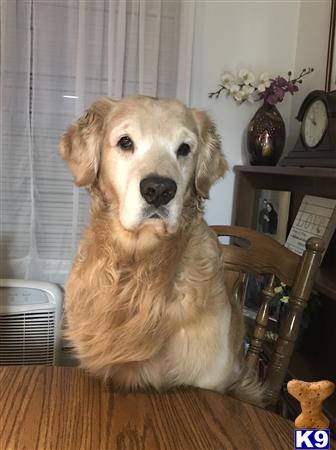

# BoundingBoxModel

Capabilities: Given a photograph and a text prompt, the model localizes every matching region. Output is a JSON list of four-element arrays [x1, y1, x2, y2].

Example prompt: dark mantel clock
[[281, 90, 336, 167]]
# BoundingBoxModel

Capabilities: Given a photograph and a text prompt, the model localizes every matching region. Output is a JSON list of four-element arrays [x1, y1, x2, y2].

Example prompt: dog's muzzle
[[140, 176, 177, 208]]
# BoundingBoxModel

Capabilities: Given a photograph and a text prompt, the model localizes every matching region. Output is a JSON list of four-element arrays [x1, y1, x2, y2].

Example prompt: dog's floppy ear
[[192, 109, 228, 199], [59, 97, 115, 186]]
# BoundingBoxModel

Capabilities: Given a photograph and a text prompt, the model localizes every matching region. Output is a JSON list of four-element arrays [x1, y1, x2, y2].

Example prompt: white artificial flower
[[258, 72, 271, 92], [220, 72, 234, 89], [258, 80, 271, 92], [260, 72, 271, 82], [238, 68, 256, 86], [229, 84, 244, 103], [229, 82, 255, 103], [233, 90, 244, 103], [229, 83, 240, 96], [241, 85, 256, 103], [247, 93, 256, 103], [241, 85, 254, 96], [233, 91, 244, 103]]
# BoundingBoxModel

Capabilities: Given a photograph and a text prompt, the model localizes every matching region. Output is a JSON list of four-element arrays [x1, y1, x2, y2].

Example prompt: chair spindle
[[246, 274, 275, 370]]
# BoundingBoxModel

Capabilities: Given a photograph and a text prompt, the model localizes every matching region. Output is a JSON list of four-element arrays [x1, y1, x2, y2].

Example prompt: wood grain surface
[[0, 366, 295, 450]]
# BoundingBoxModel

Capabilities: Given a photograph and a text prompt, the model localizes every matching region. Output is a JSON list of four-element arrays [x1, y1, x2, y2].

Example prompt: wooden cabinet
[[232, 165, 336, 429]]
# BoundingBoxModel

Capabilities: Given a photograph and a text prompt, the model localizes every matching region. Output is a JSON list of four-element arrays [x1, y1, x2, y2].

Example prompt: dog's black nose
[[140, 176, 177, 208]]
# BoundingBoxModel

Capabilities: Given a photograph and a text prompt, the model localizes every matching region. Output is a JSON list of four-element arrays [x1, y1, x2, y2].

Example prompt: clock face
[[302, 99, 328, 148]]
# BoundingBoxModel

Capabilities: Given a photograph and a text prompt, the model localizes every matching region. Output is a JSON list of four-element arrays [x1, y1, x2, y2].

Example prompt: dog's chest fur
[[65, 216, 234, 390]]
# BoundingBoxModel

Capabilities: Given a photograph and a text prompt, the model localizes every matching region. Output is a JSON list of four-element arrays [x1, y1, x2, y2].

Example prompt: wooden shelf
[[234, 165, 336, 179], [235, 166, 336, 436], [233, 166, 336, 217]]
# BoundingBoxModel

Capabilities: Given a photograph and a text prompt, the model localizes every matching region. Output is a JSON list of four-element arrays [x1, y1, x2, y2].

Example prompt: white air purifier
[[0, 279, 63, 366]]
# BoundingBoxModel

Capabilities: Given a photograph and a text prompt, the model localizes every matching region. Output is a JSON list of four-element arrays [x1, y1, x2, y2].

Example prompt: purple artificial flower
[[274, 76, 288, 88], [287, 81, 299, 95], [261, 83, 286, 105], [266, 94, 277, 105], [273, 85, 285, 102]]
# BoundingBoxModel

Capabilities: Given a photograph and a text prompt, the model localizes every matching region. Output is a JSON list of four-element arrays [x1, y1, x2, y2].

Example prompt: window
[[0, 0, 194, 282]]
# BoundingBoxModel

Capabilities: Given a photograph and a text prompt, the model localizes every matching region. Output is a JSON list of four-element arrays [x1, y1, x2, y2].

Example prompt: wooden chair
[[211, 225, 325, 407]]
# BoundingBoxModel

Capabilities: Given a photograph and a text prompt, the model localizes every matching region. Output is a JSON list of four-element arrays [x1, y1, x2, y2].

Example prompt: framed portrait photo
[[251, 190, 291, 245]]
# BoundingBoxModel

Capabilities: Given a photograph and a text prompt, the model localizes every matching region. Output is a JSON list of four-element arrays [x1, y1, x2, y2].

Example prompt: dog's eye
[[118, 136, 134, 151], [177, 143, 191, 157]]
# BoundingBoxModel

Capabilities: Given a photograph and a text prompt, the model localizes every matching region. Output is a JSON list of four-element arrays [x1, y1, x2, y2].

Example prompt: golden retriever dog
[[59, 95, 260, 402]]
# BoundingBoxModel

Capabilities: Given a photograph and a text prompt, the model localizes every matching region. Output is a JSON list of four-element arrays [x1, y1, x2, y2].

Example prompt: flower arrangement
[[209, 68, 314, 105]]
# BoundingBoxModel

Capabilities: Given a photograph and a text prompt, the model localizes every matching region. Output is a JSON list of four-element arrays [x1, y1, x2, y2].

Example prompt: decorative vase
[[247, 103, 286, 166]]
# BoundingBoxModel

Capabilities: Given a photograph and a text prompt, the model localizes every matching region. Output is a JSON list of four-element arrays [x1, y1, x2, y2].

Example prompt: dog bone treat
[[287, 379, 335, 429]]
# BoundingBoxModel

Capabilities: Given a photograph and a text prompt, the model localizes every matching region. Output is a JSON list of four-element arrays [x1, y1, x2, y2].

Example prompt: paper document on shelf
[[285, 195, 336, 256]]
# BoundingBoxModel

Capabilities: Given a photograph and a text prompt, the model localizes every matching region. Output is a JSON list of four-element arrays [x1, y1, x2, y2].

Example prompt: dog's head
[[59, 96, 227, 234]]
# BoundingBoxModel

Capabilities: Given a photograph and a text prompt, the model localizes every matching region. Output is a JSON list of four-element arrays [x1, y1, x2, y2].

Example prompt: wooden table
[[0, 366, 295, 450]]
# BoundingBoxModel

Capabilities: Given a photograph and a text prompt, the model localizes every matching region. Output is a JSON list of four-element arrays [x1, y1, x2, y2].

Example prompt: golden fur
[[59, 96, 261, 401]]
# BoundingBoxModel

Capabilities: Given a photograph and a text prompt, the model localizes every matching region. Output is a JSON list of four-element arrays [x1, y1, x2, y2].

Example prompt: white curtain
[[0, 0, 195, 284]]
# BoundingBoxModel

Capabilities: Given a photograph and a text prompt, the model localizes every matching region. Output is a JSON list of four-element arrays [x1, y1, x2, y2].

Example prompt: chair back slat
[[211, 225, 324, 407], [212, 225, 301, 286]]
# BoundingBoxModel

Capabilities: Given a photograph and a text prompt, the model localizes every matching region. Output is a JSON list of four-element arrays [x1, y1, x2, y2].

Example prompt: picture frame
[[326, 0, 336, 91], [285, 195, 336, 258], [242, 272, 281, 323], [251, 189, 291, 245]]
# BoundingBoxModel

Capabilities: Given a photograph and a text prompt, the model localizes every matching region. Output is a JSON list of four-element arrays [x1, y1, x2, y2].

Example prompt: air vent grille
[[0, 311, 56, 365]]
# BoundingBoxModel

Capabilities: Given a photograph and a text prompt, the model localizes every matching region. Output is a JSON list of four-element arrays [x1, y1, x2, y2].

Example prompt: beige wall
[[190, 0, 331, 226]]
